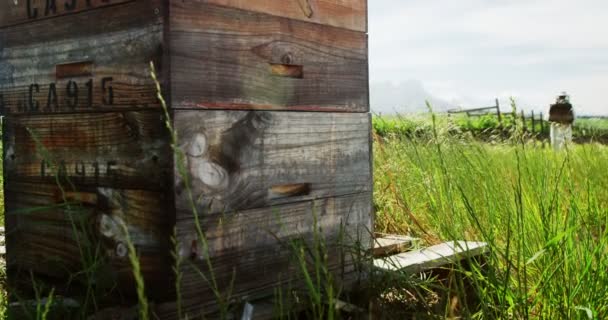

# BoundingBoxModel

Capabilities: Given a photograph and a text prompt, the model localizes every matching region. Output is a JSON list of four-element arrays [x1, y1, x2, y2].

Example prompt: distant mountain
[[370, 80, 453, 114]]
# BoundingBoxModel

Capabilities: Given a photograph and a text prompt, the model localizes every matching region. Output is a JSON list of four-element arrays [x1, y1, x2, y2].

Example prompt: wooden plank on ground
[[372, 234, 419, 257], [3, 112, 171, 189], [170, 3, 369, 112], [161, 192, 373, 320], [0, 1, 163, 115], [174, 110, 372, 215], [373, 241, 488, 274], [200, 0, 368, 32]]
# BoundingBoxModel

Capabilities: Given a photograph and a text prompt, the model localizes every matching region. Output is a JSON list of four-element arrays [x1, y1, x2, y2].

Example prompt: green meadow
[[2, 110, 608, 318], [373, 113, 608, 318]]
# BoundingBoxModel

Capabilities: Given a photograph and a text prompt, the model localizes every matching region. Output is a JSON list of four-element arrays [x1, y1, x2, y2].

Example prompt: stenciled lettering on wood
[[39, 160, 119, 182], [25, 0, 112, 20], [2, 77, 112, 113]]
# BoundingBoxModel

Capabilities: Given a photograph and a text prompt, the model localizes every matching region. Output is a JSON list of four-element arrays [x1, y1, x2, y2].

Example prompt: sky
[[369, 0, 608, 115]]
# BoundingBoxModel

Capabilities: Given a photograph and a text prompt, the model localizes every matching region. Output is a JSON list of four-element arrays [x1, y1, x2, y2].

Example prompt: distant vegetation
[[373, 113, 608, 143]]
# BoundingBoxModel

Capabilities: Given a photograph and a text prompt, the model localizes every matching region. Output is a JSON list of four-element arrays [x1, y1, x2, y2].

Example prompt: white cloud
[[369, 0, 608, 114]]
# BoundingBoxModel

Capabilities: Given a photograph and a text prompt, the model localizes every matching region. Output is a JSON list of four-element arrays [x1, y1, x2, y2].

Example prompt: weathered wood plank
[[174, 110, 372, 215], [0, 0, 133, 28], [373, 241, 489, 274], [0, 0, 162, 45], [3, 111, 171, 189], [158, 192, 372, 319], [200, 0, 367, 32], [0, 2, 163, 115], [170, 3, 369, 112], [372, 234, 419, 257], [5, 182, 173, 300]]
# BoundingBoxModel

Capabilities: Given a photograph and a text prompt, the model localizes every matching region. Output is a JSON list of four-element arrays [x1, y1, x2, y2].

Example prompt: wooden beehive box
[[0, 0, 371, 318]]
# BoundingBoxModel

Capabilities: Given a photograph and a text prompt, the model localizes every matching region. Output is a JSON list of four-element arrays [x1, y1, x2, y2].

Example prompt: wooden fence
[[448, 99, 547, 134]]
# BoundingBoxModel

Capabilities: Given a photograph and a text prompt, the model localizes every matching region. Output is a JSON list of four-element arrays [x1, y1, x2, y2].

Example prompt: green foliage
[[574, 118, 608, 139], [1, 118, 3, 224], [374, 113, 608, 141], [374, 114, 608, 318], [372, 114, 434, 139]]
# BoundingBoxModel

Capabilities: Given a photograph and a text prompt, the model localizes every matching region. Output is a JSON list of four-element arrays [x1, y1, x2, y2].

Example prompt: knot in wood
[[297, 0, 314, 18], [115, 242, 128, 258]]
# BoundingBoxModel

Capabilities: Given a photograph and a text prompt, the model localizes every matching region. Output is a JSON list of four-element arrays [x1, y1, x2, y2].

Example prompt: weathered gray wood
[[5, 182, 173, 300], [372, 234, 419, 257], [1, 0, 373, 315], [3, 110, 173, 300], [3, 112, 170, 189], [200, 0, 367, 32], [0, 0, 133, 28], [174, 110, 372, 215], [0, 0, 163, 46], [0, 3, 163, 115], [374, 241, 488, 273], [170, 3, 368, 112], [163, 192, 373, 320]]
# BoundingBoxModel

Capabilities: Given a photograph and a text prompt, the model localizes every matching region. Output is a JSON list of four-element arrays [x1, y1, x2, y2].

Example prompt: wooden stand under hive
[[0, 1, 372, 318]]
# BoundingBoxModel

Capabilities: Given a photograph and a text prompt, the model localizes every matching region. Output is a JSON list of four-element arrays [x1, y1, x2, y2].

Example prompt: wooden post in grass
[[495, 98, 502, 126], [540, 112, 545, 134], [531, 110, 536, 134], [521, 110, 526, 132]]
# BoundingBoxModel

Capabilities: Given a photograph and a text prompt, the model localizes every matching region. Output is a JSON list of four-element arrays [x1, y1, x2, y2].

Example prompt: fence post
[[521, 110, 526, 132], [495, 98, 502, 126], [531, 110, 536, 134], [540, 112, 544, 134]]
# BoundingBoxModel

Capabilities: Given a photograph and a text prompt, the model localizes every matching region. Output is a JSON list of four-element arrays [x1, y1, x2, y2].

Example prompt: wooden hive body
[[0, 1, 371, 318]]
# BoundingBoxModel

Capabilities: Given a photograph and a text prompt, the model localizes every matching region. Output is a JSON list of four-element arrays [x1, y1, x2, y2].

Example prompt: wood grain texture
[[199, 0, 367, 32], [170, 3, 369, 112], [158, 192, 373, 319], [0, 1, 163, 115], [0, 0, 133, 28], [5, 182, 173, 301], [174, 110, 372, 215], [3, 112, 171, 190], [0, 0, 162, 46]]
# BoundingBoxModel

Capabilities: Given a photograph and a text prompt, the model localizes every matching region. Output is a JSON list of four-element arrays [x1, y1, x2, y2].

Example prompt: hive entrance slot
[[269, 63, 304, 79], [269, 183, 311, 199], [56, 61, 93, 79]]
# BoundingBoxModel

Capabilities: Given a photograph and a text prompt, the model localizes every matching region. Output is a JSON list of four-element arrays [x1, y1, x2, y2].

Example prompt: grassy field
[[374, 114, 608, 318], [2, 107, 608, 318]]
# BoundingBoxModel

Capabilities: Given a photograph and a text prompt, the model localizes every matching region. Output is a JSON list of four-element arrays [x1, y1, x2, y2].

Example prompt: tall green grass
[[374, 114, 608, 318], [3, 80, 607, 318], [0, 118, 5, 319]]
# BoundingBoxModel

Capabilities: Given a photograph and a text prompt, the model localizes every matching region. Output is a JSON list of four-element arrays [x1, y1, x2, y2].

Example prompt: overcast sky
[[369, 0, 608, 115]]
